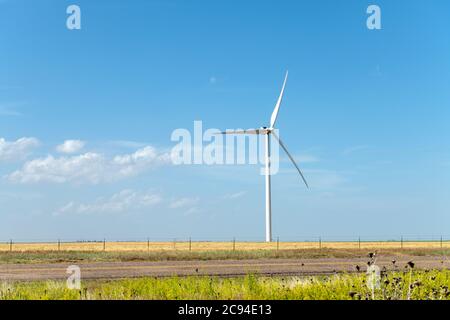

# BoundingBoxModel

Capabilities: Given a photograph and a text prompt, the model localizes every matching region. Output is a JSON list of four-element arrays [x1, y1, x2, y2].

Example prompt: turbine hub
[[261, 126, 272, 134]]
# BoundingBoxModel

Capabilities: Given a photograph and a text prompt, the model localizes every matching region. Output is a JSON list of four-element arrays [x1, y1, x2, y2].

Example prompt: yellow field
[[0, 241, 448, 252]]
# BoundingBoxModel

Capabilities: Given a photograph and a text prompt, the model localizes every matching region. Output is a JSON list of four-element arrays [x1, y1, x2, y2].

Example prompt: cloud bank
[[55, 189, 162, 215], [0, 137, 40, 162], [8, 146, 171, 184]]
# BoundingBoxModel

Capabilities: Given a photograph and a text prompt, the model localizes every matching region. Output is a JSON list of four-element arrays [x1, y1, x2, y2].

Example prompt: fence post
[[233, 238, 236, 252], [277, 237, 280, 251], [58, 239, 61, 251], [358, 237, 361, 250], [9, 239, 12, 252], [103, 239, 106, 252], [189, 237, 192, 252], [173, 238, 176, 250], [401, 236, 403, 249], [147, 238, 150, 252], [319, 237, 322, 250]]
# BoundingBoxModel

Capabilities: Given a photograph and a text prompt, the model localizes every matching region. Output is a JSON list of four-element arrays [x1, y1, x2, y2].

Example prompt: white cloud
[[223, 191, 247, 199], [55, 189, 162, 215], [0, 106, 21, 116], [169, 197, 199, 209], [168, 197, 201, 216], [280, 153, 319, 165], [0, 137, 40, 162], [342, 145, 370, 156], [56, 140, 85, 154], [108, 140, 148, 149], [8, 146, 171, 184], [294, 154, 319, 163], [112, 146, 172, 178], [183, 206, 200, 216], [305, 169, 346, 189], [0, 101, 26, 116], [280, 168, 346, 190]]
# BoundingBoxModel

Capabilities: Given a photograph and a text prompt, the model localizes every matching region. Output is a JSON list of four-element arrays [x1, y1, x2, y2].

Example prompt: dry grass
[[0, 240, 448, 252]]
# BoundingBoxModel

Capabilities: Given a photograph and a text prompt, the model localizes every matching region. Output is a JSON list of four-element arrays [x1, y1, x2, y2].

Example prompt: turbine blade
[[218, 129, 265, 135], [270, 71, 288, 128], [271, 131, 309, 188]]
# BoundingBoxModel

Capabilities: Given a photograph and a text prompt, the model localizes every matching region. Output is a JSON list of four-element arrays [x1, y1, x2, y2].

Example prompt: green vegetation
[[1, 270, 449, 300], [1, 249, 449, 264]]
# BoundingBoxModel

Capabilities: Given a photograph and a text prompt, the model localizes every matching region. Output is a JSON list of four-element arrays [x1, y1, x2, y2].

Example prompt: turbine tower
[[220, 72, 309, 242]]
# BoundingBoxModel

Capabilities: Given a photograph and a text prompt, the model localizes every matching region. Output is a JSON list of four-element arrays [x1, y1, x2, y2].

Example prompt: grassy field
[[0, 241, 448, 253], [1, 270, 449, 300], [1, 248, 449, 264]]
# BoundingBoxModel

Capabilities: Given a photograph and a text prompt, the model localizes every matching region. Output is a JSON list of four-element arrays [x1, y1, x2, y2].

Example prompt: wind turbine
[[220, 71, 309, 242]]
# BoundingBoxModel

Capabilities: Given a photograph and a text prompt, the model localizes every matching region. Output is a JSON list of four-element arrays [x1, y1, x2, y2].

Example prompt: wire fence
[[0, 236, 449, 252]]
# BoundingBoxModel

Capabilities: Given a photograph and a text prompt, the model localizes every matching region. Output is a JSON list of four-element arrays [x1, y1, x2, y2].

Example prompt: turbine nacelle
[[259, 126, 271, 134]]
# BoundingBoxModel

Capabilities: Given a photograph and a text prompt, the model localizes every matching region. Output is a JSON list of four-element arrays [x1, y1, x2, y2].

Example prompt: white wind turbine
[[220, 71, 309, 242]]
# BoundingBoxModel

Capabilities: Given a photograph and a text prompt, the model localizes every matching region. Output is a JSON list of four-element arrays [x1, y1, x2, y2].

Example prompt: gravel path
[[0, 255, 448, 281]]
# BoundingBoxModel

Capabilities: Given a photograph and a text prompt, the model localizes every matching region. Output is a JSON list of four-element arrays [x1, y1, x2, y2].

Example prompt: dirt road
[[0, 256, 448, 281]]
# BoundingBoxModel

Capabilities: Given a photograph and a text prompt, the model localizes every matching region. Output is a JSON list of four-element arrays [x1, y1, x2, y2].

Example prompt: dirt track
[[0, 256, 448, 281]]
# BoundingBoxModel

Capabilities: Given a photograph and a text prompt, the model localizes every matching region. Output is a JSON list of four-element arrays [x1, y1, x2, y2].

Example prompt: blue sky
[[0, 0, 449, 241]]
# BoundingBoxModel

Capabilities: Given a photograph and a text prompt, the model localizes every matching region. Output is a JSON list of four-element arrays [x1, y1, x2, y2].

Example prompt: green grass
[[1, 248, 449, 264], [1, 270, 449, 300]]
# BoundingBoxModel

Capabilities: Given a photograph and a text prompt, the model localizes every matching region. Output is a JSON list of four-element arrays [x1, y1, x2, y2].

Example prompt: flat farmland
[[0, 241, 448, 252], [0, 241, 448, 289]]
